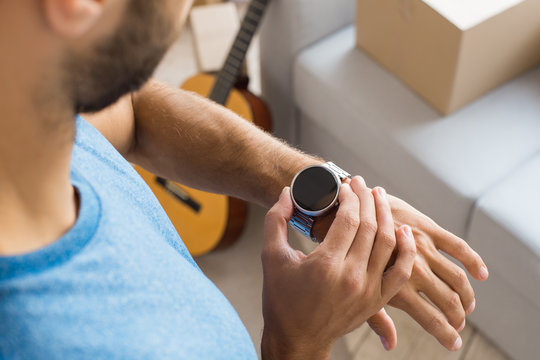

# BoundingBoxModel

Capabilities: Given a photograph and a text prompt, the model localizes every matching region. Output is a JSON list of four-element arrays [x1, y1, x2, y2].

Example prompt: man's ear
[[42, 0, 105, 39]]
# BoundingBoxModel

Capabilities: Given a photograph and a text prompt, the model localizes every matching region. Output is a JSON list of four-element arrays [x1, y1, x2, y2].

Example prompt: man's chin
[[75, 74, 153, 114], [70, 0, 176, 114]]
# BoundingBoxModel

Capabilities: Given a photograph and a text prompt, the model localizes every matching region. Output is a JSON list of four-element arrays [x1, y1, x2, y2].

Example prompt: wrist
[[261, 327, 331, 360]]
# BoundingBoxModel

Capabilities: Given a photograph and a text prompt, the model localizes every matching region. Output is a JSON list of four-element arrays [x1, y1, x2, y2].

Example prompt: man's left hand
[[312, 188, 488, 351]]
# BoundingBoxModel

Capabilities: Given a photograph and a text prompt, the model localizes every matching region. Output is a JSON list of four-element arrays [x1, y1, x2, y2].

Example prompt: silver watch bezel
[[290, 163, 342, 217]]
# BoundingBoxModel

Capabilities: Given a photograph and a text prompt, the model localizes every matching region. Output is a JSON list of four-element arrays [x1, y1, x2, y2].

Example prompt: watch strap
[[290, 208, 316, 241], [325, 162, 352, 180]]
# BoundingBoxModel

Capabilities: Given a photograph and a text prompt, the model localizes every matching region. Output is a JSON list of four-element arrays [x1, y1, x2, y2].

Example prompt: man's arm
[[131, 81, 322, 207], [85, 80, 320, 207], [83, 79, 488, 351]]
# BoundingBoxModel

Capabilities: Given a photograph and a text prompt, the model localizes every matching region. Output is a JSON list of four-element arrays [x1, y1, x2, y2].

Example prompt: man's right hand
[[261, 177, 417, 360]]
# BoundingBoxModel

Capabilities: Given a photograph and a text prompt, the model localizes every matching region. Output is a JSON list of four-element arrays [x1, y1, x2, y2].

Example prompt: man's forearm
[[128, 81, 487, 351], [128, 80, 320, 208]]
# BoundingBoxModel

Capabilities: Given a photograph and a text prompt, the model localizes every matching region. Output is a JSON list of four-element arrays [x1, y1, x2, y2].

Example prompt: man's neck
[[0, 79, 79, 256]]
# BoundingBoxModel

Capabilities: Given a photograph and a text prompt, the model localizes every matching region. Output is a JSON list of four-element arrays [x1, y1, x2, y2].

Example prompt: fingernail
[[341, 183, 350, 191], [452, 336, 462, 351], [458, 319, 466, 332], [479, 266, 489, 280], [466, 299, 476, 314], [380, 336, 390, 351], [403, 225, 413, 238], [376, 187, 386, 198]]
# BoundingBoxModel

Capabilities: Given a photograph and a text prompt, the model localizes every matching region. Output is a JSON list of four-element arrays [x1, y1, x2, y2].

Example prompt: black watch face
[[292, 166, 339, 212]]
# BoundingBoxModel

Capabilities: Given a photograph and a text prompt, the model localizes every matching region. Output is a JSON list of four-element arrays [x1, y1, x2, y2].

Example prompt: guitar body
[[136, 0, 271, 256], [135, 73, 271, 256]]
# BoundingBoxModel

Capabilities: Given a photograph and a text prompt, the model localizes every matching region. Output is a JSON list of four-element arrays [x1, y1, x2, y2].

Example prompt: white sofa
[[260, 1, 540, 359]]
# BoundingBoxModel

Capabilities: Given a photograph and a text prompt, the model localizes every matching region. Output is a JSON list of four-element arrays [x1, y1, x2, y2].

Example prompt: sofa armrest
[[260, 0, 355, 141]]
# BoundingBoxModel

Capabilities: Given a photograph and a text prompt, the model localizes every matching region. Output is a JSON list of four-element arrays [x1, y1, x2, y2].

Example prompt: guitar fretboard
[[208, 0, 269, 105]]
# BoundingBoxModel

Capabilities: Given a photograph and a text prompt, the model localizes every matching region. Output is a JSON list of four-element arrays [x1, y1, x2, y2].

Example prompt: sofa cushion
[[292, 26, 540, 237], [466, 153, 540, 360], [468, 153, 540, 309]]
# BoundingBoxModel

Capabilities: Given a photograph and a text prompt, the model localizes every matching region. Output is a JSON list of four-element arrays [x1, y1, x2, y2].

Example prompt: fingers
[[380, 225, 416, 301], [415, 269, 466, 331], [429, 252, 476, 315], [365, 187, 396, 275], [263, 187, 295, 259], [397, 290, 463, 351], [367, 308, 397, 351], [318, 182, 360, 257], [346, 177, 377, 265], [435, 228, 489, 281]]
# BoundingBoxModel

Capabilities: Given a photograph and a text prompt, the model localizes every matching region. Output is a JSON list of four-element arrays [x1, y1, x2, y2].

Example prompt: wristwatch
[[289, 162, 352, 242]]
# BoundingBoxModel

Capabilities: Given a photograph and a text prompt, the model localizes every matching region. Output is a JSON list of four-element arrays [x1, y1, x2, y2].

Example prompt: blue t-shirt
[[0, 116, 257, 359]]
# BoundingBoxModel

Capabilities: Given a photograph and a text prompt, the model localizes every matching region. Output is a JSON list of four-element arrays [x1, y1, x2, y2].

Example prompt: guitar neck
[[208, 0, 269, 105]]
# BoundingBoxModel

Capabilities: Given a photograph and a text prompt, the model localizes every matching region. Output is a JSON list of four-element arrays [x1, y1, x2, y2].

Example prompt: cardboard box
[[356, 0, 540, 114]]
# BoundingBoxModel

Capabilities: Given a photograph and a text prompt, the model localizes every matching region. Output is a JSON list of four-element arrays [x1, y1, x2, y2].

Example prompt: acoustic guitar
[[135, 0, 271, 256]]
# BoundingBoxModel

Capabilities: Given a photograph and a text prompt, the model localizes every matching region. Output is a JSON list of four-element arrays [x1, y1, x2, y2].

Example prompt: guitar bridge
[[155, 177, 202, 213]]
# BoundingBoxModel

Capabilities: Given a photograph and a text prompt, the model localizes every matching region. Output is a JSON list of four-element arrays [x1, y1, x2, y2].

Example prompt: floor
[[153, 8, 510, 360]]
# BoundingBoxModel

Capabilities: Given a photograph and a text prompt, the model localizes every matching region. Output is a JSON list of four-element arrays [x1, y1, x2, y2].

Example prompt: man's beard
[[65, 0, 178, 114]]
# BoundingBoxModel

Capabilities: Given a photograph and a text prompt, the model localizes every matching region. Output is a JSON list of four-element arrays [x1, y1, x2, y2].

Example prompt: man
[[0, 0, 488, 358]]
